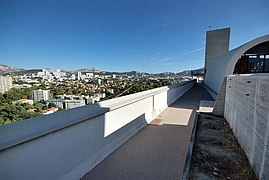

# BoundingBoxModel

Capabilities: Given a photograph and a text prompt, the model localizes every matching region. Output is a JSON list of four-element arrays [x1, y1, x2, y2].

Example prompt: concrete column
[[205, 28, 230, 71]]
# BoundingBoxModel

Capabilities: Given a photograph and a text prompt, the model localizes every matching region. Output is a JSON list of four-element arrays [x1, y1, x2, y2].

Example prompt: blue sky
[[1, 0, 269, 73]]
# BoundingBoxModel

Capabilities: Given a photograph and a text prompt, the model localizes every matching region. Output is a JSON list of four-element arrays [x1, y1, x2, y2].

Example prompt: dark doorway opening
[[233, 41, 269, 74]]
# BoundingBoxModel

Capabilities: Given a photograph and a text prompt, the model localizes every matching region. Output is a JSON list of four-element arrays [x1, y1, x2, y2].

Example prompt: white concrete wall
[[203, 84, 218, 100], [0, 80, 195, 180], [224, 74, 269, 179], [205, 35, 269, 94]]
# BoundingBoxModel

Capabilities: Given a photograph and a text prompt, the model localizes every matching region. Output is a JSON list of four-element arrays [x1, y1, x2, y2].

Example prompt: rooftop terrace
[[1, 80, 205, 179], [1, 74, 268, 179], [82, 84, 212, 179]]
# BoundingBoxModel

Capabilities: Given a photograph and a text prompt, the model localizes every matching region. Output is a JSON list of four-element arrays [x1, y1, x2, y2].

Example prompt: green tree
[[39, 99, 46, 104], [48, 102, 56, 108]]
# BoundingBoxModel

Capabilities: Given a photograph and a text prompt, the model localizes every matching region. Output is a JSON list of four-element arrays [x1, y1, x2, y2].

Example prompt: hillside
[[0, 64, 25, 74], [0, 64, 204, 76]]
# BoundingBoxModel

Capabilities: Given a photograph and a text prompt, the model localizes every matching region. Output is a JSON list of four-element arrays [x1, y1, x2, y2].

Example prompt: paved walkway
[[82, 84, 212, 180]]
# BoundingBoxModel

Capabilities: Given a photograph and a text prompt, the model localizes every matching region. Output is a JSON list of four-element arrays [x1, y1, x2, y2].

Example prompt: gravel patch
[[188, 113, 257, 179]]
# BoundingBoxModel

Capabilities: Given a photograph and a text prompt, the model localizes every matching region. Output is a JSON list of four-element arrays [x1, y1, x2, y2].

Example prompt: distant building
[[85, 95, 100, 104], [42, 107, 59, 115], [37, 71, 45, 77], [77, 72, 82, 80], [32, 89, 50, 102], [63, 100, 85, 109], [47, 94, 88, 109], [52, 69, 61, 79], [86, 73, 94, 78], [71, 74, 76, 80], [92, 79, 101, 85], [0, 76, 12, 93], [56, 94, 84, 101], [13, 84, 32, 89], [81, 74, 87, 80], [37, 69, 66, 81], [12, 99, 34, 105], [45, 99, 85, 110]]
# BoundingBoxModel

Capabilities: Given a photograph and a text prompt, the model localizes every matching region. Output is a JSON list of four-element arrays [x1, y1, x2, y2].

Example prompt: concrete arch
[[205, 34, 269, 94]]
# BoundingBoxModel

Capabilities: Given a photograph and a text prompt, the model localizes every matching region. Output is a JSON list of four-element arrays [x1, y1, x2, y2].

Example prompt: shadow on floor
[[82, 84, 213, 180]]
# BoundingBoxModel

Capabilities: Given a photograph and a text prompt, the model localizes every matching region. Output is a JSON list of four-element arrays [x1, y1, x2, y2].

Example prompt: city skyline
[[1, 0, 269, 73]]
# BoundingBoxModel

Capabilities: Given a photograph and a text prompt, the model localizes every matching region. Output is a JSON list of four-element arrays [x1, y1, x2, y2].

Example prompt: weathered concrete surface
[[204, 34, 269, 94], [212, 77, 227, 116], [199, 100, 214, 113], [224, 74, 269, 179], [205, 28, 230, 70], [203, 84, 218, 100], [82, 84, 212, 180]]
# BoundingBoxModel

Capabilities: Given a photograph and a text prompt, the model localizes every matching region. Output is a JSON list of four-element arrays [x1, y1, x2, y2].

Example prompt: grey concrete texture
[[203, 84, 218, 100], [212, 77, 227, 116], [82, 84, 212, 180], [224, 75, 269, 179], [199, 100, 214, 113], [205, 27, 230, 69], [204, 33, 269, 94]]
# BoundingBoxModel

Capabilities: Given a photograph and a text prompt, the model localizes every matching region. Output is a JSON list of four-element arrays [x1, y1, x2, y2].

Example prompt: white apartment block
[[71, 74, 76, 80], [45, 99, 85, 110], [77, 72, 82, 80], [32, 89, 50, 102], [36, 69, 66, 81], [0, 76, 13, 93], [86, 73, 94, 78]]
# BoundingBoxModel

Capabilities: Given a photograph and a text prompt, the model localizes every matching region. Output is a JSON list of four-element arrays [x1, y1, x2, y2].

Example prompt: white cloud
[[158, 57, 171, 62], [183, 47, 205, 55]]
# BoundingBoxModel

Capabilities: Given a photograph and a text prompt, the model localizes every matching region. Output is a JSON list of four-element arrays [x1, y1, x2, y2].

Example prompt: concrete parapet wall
[[203, 83, 218, 100], [0, 80, 195, 180], [224, 74, 269, 178]]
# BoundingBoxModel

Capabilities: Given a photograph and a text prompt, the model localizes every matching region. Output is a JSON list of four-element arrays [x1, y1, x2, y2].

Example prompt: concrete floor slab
[[82, 84, 212, 180], [199, 100, 214, 113]]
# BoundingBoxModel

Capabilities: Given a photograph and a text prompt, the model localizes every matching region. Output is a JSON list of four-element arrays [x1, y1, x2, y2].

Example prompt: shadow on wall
[[82, 84, 215, 180], [0, 80, 198, 180], [0, 100, 149, 180], [167, 82, 206, 110], [167, 81, 195, 106], [54, 103, 149, 180]]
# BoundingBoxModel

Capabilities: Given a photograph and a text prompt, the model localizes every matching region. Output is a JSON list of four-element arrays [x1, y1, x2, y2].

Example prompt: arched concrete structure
[[205, 34, 269, 94]]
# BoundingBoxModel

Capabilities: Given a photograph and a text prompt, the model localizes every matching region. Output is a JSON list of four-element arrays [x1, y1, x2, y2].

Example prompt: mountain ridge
[[0, 64, 204, 76], [0, 64, 25, 74]]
